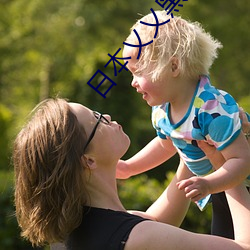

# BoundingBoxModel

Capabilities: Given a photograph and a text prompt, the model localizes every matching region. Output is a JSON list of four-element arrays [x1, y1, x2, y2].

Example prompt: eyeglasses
[[84, 111, 110, 151]]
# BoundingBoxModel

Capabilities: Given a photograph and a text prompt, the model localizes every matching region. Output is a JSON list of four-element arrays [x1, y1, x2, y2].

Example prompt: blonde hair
[[13, 98, 88, 246], [124, 10, 222, 81]]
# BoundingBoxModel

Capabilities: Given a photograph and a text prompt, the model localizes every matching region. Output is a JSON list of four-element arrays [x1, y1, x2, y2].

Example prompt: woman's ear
[[82, 155, 97, 169], [171, 57, 180, 77]]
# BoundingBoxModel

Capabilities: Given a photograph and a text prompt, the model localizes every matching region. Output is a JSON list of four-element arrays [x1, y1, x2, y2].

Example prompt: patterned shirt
[[152, 75, 241, 176]]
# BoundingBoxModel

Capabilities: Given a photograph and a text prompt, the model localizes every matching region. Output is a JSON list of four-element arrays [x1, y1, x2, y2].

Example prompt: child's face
[[123, 46, 173, 106]]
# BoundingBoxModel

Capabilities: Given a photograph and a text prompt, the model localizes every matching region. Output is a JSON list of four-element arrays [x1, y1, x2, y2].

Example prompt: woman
[[13, 98, 250, 249]]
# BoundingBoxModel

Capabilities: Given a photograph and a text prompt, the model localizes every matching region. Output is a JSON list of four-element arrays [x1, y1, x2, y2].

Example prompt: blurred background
[[0, 0, 249, 249]]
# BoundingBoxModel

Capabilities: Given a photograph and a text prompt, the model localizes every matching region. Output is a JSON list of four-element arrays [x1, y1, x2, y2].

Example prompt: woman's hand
[[239, 107, 250, 140]]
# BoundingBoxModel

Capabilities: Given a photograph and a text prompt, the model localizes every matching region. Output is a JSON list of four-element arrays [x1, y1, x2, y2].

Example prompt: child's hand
[[116, 160, 131, 179], [177, 176, 211, 202]]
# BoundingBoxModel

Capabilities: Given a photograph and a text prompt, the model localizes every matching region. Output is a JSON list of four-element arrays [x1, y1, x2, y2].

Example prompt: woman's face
[[68, 103, 130, 161]]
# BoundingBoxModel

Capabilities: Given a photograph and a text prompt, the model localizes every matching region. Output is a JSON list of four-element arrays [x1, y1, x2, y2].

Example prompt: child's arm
[[178, 132, 250, 201], [116, 136, 177, 179]]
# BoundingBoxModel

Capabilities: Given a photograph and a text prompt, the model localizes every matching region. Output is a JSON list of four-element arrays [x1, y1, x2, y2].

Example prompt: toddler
[[118, 10, 250, 238]]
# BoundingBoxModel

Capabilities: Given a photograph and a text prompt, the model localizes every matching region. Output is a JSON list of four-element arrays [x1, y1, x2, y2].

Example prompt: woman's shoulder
[[66, 206, 148, 250]]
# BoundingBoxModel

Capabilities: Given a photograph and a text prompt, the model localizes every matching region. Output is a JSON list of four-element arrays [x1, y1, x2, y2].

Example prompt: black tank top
[[66, 206, 148, 250]]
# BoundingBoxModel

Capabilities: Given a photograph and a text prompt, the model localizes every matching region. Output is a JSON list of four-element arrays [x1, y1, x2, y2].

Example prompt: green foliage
[[0, 104, 13, 170], [239, 95, 250, 113], [119, 174, 163, 210]]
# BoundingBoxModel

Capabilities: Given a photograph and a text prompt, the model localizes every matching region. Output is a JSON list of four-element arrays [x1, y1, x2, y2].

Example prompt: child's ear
[[171, 57, 180, 77]]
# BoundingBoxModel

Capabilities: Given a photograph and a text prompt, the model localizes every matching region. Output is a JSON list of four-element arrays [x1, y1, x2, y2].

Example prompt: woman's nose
[[103, 114, 111, 123]]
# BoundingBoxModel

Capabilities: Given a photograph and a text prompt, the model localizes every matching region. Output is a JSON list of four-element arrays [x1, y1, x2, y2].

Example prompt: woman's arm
[[128, 160, 193, 226], [145, 159, 192, 226], [225, 184, 250, 245], [125, 183, 250, 250]]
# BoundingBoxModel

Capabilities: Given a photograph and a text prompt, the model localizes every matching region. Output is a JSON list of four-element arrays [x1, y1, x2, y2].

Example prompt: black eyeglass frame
[[83, 111, 109, 151]]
